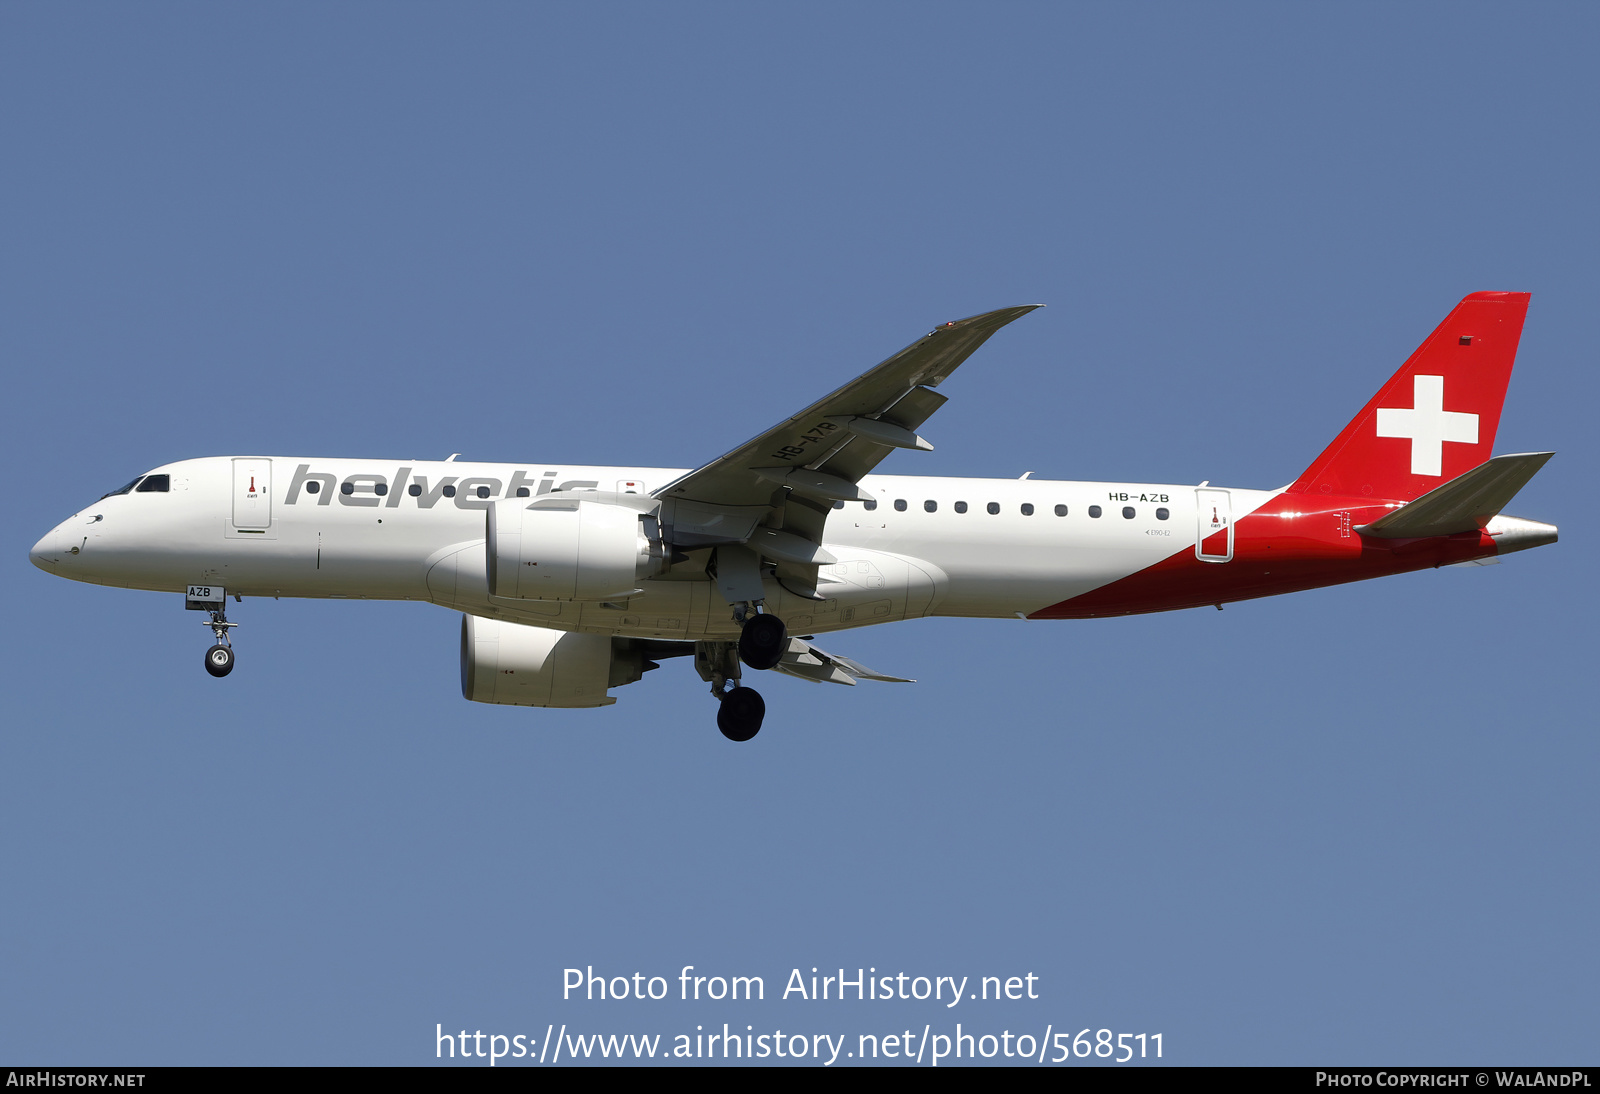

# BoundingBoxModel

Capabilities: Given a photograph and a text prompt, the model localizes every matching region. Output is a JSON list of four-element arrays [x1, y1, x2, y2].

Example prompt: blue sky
[[2, 2, 1594, 1066]]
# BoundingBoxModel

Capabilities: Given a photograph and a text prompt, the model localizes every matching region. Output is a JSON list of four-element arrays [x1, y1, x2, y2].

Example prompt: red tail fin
[[1287, 292, 1530, 501]]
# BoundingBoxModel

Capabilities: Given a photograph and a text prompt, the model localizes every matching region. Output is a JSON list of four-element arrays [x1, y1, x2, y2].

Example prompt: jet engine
[[459, 615, 655, 708], [486, 497, 667, 601]]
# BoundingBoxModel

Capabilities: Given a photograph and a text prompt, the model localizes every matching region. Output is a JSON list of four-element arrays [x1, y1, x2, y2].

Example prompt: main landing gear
[[697, 606, 788, 742], [202, 604, 238, 678], [737, 611, 787, 671], [717, 686, 766, 743]]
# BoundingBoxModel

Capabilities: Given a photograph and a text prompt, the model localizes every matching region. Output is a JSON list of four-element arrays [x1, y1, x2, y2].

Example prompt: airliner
[[29, 292, 1556, 741]]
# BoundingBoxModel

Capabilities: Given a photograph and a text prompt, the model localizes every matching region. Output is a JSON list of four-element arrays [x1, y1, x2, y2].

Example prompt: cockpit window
[[135, 474, 170, 493], [101, 477, 142, 499]]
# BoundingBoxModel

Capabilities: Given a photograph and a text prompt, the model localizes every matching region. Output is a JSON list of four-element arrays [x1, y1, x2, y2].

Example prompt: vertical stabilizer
[[1288, 292, 1530, 501]]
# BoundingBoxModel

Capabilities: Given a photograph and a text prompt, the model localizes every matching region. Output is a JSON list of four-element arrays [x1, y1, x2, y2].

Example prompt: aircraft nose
[[30, 531, 57, 570], [29, 521, 73, 571]]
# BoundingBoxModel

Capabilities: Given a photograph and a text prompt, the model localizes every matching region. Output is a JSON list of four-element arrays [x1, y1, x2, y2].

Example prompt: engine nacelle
[[459, 615, 652, 708], [486, 498, 665, 601]]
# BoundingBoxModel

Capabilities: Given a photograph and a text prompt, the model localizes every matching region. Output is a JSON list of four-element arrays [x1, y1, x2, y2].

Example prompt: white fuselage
[[31, 456, 1275, 642]]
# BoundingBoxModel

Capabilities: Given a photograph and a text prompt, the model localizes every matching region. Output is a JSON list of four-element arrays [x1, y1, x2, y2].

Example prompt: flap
[[770, 636, 915, 686]]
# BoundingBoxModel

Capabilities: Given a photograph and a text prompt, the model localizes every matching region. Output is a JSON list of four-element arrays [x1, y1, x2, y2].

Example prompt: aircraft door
[[232, 458, 273, 529], [1195, 488, 1232, 562]]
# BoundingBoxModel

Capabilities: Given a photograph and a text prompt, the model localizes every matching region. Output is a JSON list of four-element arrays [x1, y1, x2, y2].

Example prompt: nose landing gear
[[205, 642, 235, 677], [202, 606, 238, 678]]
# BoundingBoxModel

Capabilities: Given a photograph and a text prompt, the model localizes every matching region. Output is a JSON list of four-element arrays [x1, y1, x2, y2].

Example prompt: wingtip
[[940, 303, 1045, 330]]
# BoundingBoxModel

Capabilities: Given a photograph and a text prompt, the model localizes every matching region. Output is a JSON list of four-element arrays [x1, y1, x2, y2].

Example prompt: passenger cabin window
[[374, 483, 388, 496], [954, 501, 968, 513], [476, 485, 490, 499], [1054, 504, 1068, 516], [516, 487, 530, 497], [1122, 506, 1135, 519], [833, 501, 845, 509], [863, 500, 878, 511], [135, 474, 170, 493], [1156, 507, 1170, 520], [408, 484, 422, 496], [307, 481, 322, 494], [987, 502, 1000, 515], [1021, 503, 1034, 516], [341, 482, 355, 495], [894, 499, 907, 512], [924, 500, 937, 512], [101, 478, 141, 499], [1089, 505, 1102, 518], [442, 485, 457, 498]]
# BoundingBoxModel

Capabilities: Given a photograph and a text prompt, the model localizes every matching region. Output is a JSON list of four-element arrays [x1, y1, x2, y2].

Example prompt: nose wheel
[[201, 606, 238, 678], [205, 643, 235, 677]]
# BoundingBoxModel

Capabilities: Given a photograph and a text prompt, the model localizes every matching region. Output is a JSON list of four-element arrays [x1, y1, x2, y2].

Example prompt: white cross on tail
[[1375, 374, 1478, 477]]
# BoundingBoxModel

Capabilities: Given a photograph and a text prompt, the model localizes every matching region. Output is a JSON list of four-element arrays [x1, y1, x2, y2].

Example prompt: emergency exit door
[[1195, 488, 1232, 562], [232, 458, 272, 529]]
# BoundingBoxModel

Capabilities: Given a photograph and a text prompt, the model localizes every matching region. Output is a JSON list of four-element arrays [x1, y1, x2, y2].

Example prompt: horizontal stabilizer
[[1356, 452, 1553, 538], [770, 637, 914, 686]]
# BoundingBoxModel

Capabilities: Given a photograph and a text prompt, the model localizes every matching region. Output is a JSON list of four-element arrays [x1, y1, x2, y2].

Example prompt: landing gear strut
[[696, 638, 766, 742], [202, 605, 237, 678], [697, 579, 787, 739]]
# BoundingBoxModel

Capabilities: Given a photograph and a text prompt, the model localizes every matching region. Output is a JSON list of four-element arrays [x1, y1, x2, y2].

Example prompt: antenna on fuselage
[[446, 453, 461, 462]]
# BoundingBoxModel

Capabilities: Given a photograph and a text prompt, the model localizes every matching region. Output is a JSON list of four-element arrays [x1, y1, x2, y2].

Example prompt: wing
[[656, 304, 1041, 509], [652, 305, 1041, 594]]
